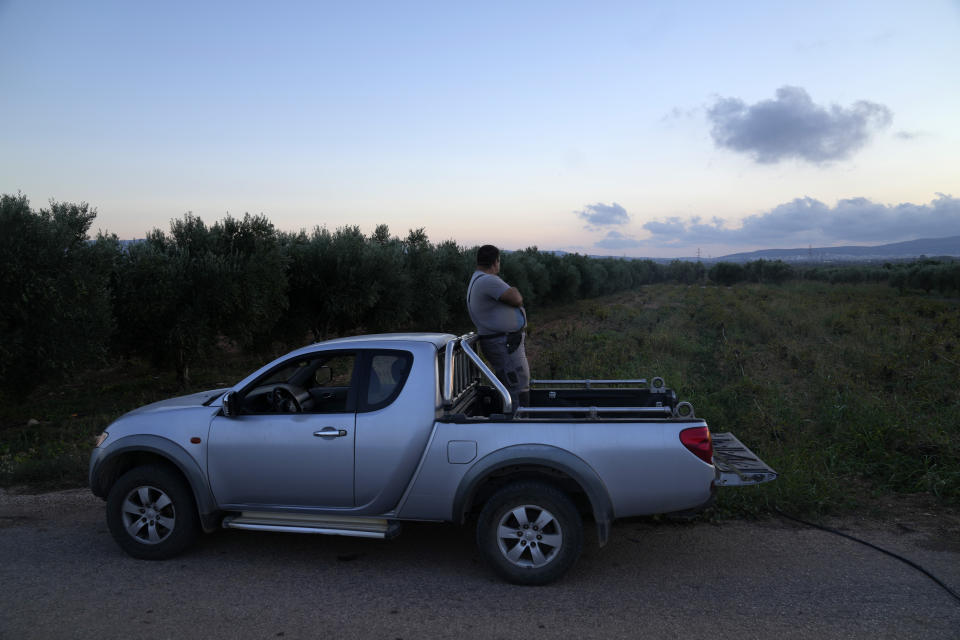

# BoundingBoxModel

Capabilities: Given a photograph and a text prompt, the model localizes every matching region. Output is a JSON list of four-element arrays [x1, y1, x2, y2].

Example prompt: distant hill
[[121, 236, 959, 264], [543, 236, 960, 263], [702, 236, 960, 264]]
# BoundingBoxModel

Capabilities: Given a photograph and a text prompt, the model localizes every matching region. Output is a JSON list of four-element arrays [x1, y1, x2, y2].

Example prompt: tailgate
[[712, 432, 778, 486]]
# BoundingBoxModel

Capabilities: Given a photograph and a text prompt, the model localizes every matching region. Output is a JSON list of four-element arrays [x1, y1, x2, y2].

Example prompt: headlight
[[94, 432, 109, 448]]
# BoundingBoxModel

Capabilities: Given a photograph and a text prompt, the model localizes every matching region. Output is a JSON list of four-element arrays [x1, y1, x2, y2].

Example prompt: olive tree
[[113, 213, 287, 386], [364, 226, 413, 332], [0, 194, 118, 397], [708, 262, 746, 286]]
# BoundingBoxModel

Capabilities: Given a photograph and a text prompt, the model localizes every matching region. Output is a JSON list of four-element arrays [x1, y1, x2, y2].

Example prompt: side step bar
[[222, 512, 401, 539]]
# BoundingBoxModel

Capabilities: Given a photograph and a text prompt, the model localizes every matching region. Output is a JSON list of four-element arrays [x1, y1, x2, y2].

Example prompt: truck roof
[[315, 332, 457, 350]]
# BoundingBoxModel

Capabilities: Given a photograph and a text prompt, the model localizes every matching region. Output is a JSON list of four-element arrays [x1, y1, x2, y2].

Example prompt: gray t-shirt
[[467, 271, 526, 335]]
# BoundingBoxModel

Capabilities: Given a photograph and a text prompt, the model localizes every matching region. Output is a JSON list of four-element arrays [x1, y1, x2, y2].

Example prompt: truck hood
[[122, 388, 230, 417]]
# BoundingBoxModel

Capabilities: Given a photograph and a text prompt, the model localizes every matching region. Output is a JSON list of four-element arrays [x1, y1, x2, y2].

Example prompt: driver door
[[207, 351, 358, 509]]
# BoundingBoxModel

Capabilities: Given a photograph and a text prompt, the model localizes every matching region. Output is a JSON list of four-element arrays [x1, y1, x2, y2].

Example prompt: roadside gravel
[[2, 488, 959, 639]]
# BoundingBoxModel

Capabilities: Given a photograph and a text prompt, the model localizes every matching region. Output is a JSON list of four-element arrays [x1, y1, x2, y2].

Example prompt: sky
[[2, 0, 959, 258]]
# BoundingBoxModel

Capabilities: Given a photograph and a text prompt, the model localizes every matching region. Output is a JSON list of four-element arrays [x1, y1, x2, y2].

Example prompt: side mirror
[[314, 366, 332, 386], [222, 391, 239, 418]]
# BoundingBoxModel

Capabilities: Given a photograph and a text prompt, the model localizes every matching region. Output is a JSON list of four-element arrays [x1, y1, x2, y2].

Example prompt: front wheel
[[476, 481, 583, 585], [106, 464, 199, 560]]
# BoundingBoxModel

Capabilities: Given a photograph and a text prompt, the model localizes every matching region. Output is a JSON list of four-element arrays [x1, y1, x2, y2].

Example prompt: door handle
[[314, 427, 347, 438]]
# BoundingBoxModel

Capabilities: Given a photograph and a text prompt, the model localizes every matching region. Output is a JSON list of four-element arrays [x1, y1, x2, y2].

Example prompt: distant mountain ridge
[[706, 235, 960, 263], [553, 236, 960, 263], [120, 235, 959, 264]]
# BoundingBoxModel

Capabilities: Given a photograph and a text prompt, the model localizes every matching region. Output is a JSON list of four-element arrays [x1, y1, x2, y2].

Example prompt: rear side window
[[363, 352, 413, 411]]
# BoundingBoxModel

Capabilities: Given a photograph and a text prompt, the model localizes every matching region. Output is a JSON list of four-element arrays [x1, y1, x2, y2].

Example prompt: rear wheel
[[477, 481, 583, 585], [106, 464, 199, 560]]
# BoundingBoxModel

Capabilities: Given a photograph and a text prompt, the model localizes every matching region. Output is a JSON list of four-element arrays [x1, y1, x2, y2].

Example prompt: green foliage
[[4, 191, 960, 514], [798, 259, 960, 293], [281, 225, 414, 340], [708, 259, 794, 285], [432, 239, 475, 331], [279, 234, 677, 342], [758, 259, 794, 284], [404, 228, 452, 330], [532, 283, 960, 516], [708, 262, 745, 286], [113, 213, 287, 385], [0, 355, 263, 488], [0, 194, 118, 398], [888, 260, 960, 293], [3, 272, 960, 517], [544, 254, 581, 304], [666, 259, 705, 284]]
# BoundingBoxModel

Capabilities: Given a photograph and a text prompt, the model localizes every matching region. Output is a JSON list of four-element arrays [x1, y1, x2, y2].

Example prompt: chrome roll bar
[[444, 333, 512, 414], [443, 339, 456, 405], [458, 334, 512, 414]]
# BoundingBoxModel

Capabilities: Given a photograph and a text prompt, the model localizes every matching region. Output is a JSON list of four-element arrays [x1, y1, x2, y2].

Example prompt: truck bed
[[442, 334, 693, 421], [444, 382, 687, 422]]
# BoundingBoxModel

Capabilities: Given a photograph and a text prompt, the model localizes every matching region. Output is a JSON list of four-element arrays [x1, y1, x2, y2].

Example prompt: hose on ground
[[773, 506, 960, 605]]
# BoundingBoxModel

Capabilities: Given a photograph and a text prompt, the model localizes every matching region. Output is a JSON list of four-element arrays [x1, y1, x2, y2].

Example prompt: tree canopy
[[3, 192, 958, 394]]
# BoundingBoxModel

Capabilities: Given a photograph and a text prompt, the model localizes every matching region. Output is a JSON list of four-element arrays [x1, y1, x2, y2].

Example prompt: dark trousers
[[478, 333, 530, 411]]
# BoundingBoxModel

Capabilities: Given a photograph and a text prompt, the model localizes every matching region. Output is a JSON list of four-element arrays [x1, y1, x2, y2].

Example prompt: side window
[[311, 354, 355, 389], [364, 352, 412, 410], [260, 359, 309, 386], [239, 352, 357, 415], [304, 353, 356, 413]]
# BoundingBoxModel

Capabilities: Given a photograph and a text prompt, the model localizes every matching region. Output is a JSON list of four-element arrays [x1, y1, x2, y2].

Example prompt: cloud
[[576, 202, 630, 227], [642, 218, 687, 236], [661, 106, 700, 122], [707, 86, 892, 164], [595, 230, 643, 250], [894, 130, 922, 140], [642, 194, 960, 247]]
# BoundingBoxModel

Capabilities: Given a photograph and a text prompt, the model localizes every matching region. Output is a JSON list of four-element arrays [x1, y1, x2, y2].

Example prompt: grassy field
[[2, 282, 958, 519], [528, 282, 960, 516]]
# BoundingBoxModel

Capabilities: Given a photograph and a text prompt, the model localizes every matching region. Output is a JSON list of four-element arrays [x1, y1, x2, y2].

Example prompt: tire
[[106, 464, 200, 560], [476, 481, 583, 585]]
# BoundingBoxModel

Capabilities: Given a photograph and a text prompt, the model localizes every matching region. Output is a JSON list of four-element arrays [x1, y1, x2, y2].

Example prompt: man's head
[[476, 244, 500, 272]]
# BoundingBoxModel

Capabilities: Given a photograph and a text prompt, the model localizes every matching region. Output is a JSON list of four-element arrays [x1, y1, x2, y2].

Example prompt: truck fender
[[89, 435, 220, 532], [452, 444, 615, 547]]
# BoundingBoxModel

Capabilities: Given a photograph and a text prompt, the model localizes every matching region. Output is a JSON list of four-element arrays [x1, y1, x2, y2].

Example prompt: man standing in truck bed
[[466, 245, 530, 411]]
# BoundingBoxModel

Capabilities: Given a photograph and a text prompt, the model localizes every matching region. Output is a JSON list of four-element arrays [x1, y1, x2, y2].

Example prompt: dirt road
[[1, 488, 958, 639]]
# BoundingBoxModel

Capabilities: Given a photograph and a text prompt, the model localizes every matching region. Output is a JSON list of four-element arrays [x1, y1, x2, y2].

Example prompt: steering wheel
[[271, 386, 302, 413]]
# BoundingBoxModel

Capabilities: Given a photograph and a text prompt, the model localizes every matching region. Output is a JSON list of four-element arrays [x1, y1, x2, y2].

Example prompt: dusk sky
[[2, 1, 959, 257]]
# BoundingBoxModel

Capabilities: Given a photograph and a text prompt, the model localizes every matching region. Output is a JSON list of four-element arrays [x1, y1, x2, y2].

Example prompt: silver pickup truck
[[90, 332, 776, 584]]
